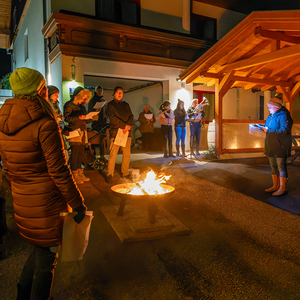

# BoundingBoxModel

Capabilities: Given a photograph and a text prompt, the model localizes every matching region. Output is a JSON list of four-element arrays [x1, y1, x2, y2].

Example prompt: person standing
[[138, 104, 156, 151], [106, 87, 134, 183], [64, 86, 95, 184], [0, 67, 86, 300], [174, 99, 188, 157], [263, 93, 293, 196], [187, 98, 204, 155], [156, 100, 175, 158], [88, 85, 108, 161]]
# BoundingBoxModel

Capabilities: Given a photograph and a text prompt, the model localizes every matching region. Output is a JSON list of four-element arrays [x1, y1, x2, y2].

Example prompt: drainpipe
[[42, 0, 49, 80], [182, 0, 191, 31]]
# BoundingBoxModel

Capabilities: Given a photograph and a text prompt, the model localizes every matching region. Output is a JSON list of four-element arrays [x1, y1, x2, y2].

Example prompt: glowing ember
[[128, 170, 171, 195]]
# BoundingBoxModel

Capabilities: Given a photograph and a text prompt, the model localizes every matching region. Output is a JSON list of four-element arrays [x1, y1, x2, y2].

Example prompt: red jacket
[[0, 97, 85, 247]]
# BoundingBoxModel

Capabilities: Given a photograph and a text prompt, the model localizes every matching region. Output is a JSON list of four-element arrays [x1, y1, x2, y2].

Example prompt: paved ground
[[1, 151, 300, 299]]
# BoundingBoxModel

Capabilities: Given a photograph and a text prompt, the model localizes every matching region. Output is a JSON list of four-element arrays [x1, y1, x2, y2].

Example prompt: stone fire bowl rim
[[111, 183, 175, 198]]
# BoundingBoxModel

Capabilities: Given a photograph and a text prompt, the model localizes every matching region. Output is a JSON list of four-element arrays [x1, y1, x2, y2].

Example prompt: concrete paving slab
[[100, 204, 191, 242]]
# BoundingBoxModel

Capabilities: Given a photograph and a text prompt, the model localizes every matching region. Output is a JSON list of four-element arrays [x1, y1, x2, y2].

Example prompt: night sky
[[0, 49, 11, 80]]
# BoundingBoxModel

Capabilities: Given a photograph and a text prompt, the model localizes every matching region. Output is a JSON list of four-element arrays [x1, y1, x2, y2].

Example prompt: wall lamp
[[71, 64, 76, 81]]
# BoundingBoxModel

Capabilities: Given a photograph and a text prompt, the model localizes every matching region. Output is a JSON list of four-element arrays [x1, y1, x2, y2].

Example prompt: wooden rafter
[[254, 26, 300, 44], [219, 43, 300, 73]]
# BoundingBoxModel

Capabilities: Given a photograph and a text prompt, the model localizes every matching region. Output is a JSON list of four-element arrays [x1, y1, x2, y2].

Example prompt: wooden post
[[214, 79, 222, 156]]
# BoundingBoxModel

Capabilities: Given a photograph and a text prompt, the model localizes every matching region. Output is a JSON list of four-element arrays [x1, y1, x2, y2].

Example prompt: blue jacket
[[264, 106, 293, 157]]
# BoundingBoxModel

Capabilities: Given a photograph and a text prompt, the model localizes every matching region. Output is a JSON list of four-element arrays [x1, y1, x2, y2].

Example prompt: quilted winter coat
[[264, 106, 293, 158], [0, 97, 85, 247]]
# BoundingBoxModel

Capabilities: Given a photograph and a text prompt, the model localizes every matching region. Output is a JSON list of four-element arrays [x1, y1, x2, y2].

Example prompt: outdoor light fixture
[[71, 64, 76, 81]]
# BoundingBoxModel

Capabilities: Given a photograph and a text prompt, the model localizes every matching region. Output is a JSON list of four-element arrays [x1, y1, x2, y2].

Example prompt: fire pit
[[111, 171, 175, 224]]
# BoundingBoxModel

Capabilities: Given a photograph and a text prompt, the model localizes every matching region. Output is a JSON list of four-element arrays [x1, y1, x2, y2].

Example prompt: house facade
[[9, 0, 294, 156]]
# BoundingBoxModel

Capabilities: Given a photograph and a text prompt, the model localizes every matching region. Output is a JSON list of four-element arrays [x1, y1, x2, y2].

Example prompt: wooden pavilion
[[179, 10, 300, 156]]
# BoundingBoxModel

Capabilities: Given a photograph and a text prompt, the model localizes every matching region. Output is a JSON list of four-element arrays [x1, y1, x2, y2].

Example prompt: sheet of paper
[[93, 101, 106, 110], [114, 128, 129, 147], [144, 113, 153, 120], [65, 128, 81, 139], [85, 111, 99, 119], [249, 124, 266, 138]]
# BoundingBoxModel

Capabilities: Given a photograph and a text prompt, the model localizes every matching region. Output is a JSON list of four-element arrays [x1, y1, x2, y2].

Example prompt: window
[[95, 0, 140, 25]]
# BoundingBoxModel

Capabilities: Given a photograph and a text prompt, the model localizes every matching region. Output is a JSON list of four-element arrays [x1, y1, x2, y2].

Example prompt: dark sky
[[0, 49, 11, 80]]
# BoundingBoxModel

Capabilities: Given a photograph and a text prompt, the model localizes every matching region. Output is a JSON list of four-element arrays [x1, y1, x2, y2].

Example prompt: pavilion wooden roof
[[179, 10, 300, 104]]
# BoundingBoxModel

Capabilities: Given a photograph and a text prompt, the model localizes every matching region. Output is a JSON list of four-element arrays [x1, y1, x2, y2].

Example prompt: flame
[[128, 170, 171, 195]]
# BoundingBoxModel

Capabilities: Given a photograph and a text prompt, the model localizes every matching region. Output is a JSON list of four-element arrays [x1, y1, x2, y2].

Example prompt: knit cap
[[267, 92, 283, 108], [9, 67, 46, 96], [47, 85, 59, 97]]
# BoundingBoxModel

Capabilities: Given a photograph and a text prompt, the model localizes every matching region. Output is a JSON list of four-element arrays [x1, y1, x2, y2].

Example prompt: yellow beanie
[[9, 67, 46, 96]]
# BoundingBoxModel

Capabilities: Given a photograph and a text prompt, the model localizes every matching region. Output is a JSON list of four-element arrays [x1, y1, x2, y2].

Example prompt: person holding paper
[[106, 86, 134, 183], [64, 86, 96, 184], [263, 93, 293, 196], [0, 68, 87, 300], [88, 85, 107, 161], [156, 100, 175, 158], [138, 104, 156, 151]]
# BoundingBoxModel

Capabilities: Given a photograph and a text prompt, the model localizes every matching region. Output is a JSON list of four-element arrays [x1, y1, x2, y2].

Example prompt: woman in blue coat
[[263, 93, 293, 196]]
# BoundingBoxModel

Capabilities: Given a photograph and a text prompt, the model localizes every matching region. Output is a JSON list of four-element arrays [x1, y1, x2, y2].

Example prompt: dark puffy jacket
[[88, 93, 107, 131], [64, 100, 88, 132], [107, 98, 134, 138], [264, 106, 293, 158], [0, 97, 85, 247]]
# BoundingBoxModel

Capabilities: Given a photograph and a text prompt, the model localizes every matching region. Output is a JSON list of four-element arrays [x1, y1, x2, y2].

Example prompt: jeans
[[190, 122, 202, 154], [161, 125, 173, 154], [17, 245, 58, 300], [269, 156, 288, 178], [175, 126, 186, 146], [107, 137, 131, 177]]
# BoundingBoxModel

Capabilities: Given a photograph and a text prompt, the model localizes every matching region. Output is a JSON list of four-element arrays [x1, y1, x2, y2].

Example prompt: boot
[[272, 177, 287, 196], [169, 143, 175, 158], [265, 175, 279, 192], [78, 169, 90, 182], [72, 170, 84, 184], [176, 145, 180, 157], [181, 144, 186, 157]]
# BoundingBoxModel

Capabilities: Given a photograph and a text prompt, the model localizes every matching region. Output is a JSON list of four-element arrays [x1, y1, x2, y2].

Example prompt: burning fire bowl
[[111, 183, 175, 224]]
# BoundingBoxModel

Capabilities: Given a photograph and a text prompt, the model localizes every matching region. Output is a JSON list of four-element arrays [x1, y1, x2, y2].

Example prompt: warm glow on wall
[[172, 88, 191, 110]]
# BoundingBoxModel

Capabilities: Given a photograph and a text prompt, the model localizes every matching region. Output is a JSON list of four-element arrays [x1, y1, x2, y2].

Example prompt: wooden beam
[[290, 81, 300, 102], [254, 26, 300, 44], [244, 83, 258, 90], [219, 71, 235, 97], [231, 75, 293, 87], [206, 79, 216, 87], [219, 43, 300, 73], [276, 86, 290, 103]]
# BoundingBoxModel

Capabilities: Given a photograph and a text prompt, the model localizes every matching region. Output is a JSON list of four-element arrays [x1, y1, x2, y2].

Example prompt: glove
[[73, 204, 87, 224]]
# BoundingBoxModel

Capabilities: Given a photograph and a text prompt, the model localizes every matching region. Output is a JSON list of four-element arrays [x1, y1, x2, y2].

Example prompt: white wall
[[13, 0, 46, 75], [61, 55, 184, 110]]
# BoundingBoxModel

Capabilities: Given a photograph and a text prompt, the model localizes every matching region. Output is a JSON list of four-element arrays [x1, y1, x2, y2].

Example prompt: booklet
[[114, 128, 129, 147], [249, 123, 266, 138], [65, 128, 81, 139], [93, 101, 106, 110], [144, 113, 153, 120], [85, 111, 99, 120]]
